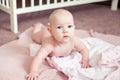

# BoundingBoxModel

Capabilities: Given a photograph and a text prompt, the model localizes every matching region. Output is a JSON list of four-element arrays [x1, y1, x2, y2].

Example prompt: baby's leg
[[32, 23, 44, 44]]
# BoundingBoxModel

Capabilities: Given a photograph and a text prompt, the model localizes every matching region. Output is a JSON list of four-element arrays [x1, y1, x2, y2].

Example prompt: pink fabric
[[0, 27, 120, 80], [100, 46, 120, 67]]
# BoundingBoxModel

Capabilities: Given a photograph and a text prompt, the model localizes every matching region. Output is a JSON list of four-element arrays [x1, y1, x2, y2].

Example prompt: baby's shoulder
[[42, 36, 55, 45], [72, 36, 81, 42], [72, 36, 84, 45]]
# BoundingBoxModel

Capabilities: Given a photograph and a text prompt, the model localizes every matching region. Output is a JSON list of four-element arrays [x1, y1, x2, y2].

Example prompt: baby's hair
[[49, 9, 73, 23]]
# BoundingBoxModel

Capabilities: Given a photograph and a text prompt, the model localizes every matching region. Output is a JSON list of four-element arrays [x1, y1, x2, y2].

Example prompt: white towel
[[29, 38, 120, 80], [46, 38, 120, 80]]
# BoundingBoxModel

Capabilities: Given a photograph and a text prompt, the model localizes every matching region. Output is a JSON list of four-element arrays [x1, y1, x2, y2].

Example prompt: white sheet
[[45, 38, 120, 80]]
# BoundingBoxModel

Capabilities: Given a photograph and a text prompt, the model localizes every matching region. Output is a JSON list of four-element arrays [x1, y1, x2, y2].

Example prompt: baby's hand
[[46, 57, 61, 71], [25, 72, 39, 80], [80, 58, 90, 68]]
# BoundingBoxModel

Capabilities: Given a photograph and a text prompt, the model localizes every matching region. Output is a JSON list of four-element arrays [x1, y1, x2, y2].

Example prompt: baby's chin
[[55, 37, 71, 43], [62, 38, 71, 43]]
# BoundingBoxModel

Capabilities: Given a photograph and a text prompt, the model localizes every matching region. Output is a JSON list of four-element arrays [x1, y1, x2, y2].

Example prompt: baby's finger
[[82, 63, 87, 68], [31, 76, 34, 80], [81, 63, 85, 68], [26, 76, 31, 80], [25, 75, 30, 80], [25, 75, 28, 79], [34, 76, 38, 80], [33, 77, 37, 80]]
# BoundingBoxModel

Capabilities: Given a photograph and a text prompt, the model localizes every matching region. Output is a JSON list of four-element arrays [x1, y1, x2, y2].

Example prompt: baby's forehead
[[52, 9, 71, 15], [54, 11, 71, 16], [50, 9, 73, 19]]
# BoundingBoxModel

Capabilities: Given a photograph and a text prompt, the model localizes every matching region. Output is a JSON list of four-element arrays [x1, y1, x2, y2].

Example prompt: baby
[[26, 9, 90, 80]]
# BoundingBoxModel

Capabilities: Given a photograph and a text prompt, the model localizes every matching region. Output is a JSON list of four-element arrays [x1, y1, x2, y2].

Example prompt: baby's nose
[[63, 29, 68, 33]]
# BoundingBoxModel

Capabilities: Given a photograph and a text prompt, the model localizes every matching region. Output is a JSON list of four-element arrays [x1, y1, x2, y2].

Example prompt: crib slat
[[1, 0, 10, 8], [2, 0, 5, 6], [0, 0, 1, 5], [22, 0, 25, 8], [61, 0, 64, 3], [6, 0, 9, 8], [54, 0, 57, 3], [39, 0, 42, 6], [68, 0, 70, 2], [31, 0, 34, 7], [47, 0, 50, 5]]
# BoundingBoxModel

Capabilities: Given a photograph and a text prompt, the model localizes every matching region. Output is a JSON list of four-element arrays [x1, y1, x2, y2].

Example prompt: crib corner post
[[10, 14, 18, 33], [10, 0, 18, 33], [111, 0, 119, 11]]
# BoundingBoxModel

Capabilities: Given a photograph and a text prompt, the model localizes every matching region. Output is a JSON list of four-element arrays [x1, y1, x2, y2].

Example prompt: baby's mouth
[[63, 35, 69, 38]]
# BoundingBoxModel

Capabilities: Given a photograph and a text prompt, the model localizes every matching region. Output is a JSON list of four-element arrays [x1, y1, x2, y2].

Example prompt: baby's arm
[[73, 37, 90, 68], [26, 41, 54, 80]]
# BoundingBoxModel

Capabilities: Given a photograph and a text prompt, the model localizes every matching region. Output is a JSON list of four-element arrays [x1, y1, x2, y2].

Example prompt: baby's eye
[[57, 26, 62, 29], [67, 25, 72, 28]]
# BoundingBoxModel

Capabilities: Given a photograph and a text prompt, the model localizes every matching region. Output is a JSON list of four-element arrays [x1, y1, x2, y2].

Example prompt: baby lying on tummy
[[26, 9, 90, 80]]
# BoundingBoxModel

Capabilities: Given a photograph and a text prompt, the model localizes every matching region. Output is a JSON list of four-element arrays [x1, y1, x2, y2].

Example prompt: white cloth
[[46, 38, 120, 80], [29, 37, 120, 80]]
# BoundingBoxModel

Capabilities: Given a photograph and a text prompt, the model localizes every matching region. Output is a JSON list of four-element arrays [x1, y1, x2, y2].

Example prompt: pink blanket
[[0, 27, 120, 80]]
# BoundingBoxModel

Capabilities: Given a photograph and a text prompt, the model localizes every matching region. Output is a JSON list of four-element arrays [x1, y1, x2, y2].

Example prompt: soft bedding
[[46, 38, 120, 80], [0, 27, 120, 80]]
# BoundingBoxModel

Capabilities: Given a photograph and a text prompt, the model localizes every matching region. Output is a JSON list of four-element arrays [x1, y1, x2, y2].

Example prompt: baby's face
[[50, 15, 75, 43]]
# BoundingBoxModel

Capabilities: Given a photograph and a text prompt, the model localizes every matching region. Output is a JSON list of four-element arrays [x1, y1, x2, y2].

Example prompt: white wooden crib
[[0, 0, 119, 33]]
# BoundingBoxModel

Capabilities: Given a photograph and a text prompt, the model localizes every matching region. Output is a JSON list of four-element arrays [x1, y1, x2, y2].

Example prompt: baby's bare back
[[32, 23, 51, 44]]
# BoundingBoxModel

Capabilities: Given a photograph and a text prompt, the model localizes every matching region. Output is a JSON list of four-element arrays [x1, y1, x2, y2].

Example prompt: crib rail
[[16, 0, 79, 14], [16, 0, 108, 14], [0, 0, 109, 14], [0, 0, 10, 13]]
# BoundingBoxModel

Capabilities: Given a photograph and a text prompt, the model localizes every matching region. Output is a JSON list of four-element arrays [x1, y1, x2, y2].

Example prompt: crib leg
[[111, 0, 119, 11], [10, 13, 18, 33]]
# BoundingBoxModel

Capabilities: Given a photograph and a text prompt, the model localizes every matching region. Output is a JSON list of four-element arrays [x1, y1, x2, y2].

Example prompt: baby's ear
[[47, 22, 50, 26], [47, 22, 52, 34], [47, 25, 52, 34]]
